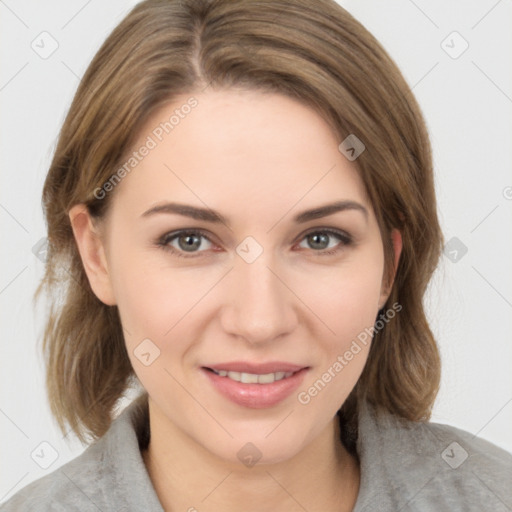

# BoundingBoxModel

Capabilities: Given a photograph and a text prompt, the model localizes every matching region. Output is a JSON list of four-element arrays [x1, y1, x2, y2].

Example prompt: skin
[[70, 88, 402, 512]]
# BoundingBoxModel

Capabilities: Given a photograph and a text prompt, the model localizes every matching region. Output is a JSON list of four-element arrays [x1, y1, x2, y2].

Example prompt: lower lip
[[202, 367, 309, 409]]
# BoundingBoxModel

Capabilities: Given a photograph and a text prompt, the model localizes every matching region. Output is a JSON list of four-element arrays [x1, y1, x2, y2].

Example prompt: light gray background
[[1, 0, 511, 502]]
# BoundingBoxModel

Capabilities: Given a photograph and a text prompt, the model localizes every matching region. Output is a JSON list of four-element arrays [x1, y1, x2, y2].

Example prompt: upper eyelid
[[160, 228, 216, 245]]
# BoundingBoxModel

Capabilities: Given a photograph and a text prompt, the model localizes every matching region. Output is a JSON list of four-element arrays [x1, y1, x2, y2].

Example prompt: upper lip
[[204, 361, 308, 374]]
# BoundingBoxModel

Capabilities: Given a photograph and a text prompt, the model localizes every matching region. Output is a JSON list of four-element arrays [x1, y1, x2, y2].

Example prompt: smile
[[202, 365, 309, 408], [210, 369, 295, 384]]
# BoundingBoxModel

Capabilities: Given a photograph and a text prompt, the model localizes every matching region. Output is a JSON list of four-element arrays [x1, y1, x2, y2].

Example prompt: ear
[[68, 204, 116, 306], [378, 228, 402, 309]]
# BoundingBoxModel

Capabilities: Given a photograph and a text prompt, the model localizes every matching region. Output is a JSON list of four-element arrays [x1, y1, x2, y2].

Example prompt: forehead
[[109, 89, 371, 222]]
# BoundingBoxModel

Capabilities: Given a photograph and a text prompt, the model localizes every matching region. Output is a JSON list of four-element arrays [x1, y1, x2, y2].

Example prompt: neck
[[141, 400, 360, 512]]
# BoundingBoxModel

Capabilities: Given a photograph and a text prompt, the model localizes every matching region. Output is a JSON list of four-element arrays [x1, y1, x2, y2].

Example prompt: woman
[[2, 0, 511, 510]]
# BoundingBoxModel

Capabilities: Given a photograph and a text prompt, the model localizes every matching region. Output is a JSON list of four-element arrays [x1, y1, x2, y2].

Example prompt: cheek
[[109, 242, 223, 363], [109, 248, 202, 395], [295, 259, 383, 414], [297, 249, 384, 340]]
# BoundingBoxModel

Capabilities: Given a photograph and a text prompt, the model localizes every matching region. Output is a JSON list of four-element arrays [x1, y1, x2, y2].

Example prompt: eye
[[156, 227, 353, 259], [296, 229, 352, 255], [156, 230, 214, 258]]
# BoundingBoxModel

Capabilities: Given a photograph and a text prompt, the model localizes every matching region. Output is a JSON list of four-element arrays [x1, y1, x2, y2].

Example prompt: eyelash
[[155, 228, 353, 259]]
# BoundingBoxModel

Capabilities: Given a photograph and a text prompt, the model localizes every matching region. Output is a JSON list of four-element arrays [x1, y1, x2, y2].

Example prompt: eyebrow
[[141, 200, 368, 225]]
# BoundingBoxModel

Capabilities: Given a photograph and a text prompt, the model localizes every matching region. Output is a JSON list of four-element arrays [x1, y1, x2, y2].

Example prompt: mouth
[[201, 362, 309, 408]]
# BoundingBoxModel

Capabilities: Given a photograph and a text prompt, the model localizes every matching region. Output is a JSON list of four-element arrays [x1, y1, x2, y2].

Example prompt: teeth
[[211, 369, 294, 383], [241, 372, 258, 383], [258, 372, 277, 383]]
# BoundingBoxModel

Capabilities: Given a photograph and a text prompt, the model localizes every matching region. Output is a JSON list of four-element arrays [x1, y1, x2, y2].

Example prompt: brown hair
[[35, 0, 444, 444]]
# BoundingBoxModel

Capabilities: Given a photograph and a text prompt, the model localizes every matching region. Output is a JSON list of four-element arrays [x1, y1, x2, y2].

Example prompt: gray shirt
[[2, 395, 511, 511]]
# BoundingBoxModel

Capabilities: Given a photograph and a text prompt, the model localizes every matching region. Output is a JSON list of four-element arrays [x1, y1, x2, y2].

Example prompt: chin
[[202, 425, 312, 469]]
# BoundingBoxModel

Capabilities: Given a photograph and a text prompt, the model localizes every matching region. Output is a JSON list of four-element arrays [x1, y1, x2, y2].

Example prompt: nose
[[219, 250, 298, 345]]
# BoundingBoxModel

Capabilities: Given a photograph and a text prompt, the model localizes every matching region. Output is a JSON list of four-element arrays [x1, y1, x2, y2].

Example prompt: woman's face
[[75, 88, 400, 464]]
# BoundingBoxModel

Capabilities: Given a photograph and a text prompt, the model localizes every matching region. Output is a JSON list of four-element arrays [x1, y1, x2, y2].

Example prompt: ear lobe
[[378, 228, 403, 309], [68, 204, 116, 306]]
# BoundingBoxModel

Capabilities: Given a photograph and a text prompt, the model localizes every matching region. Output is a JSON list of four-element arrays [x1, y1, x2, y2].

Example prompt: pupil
[[309, 233, 328, 249], [179, 234, 201, 251]]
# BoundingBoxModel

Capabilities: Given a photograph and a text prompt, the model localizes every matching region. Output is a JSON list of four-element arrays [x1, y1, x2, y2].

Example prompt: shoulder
[[354, 399, 512, 511], [403, 419, 512, 511], [0, 439, 110, 512], [0, 394, 162, 512]]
